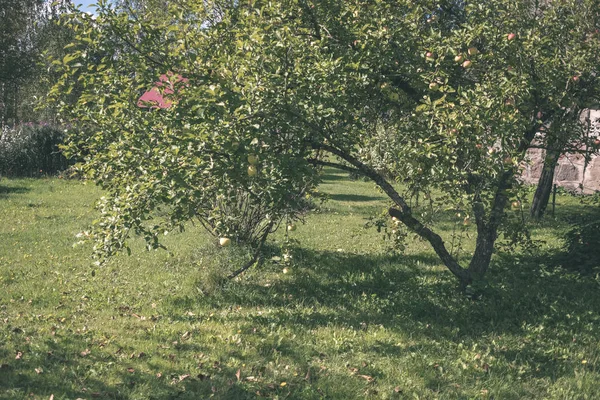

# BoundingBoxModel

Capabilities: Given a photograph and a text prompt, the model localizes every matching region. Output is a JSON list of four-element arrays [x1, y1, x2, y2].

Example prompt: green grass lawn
[[1, 171, 600, 399]]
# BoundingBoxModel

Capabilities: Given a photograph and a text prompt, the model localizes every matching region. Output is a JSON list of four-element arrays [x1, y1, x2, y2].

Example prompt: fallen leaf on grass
[[280, 382, 287, 387], [357, 374, 374, 383], [178, 374, 190, 382], [235, 369, 241, 381], [35, 368, 43, 374], [127, 368, 135, 373], [49, 395, 54, 400], [156, 372, 162, 378]]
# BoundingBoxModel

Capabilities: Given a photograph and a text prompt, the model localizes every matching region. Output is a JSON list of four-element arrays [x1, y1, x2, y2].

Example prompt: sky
[[74, 0, 99, 13]]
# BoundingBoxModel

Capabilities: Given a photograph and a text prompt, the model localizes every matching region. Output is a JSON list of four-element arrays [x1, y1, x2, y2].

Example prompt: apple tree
[[52, 0, 600, 288]]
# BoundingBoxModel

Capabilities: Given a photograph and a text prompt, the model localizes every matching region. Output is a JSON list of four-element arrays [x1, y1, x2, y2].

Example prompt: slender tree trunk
[[530, 149, 560, 220]]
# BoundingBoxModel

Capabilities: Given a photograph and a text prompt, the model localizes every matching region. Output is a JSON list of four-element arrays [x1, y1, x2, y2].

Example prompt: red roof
[[137, 74, 188, 109]]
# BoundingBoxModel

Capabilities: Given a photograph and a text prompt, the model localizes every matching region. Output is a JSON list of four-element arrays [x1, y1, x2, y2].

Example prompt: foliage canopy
[[52, 0, 600, 287]]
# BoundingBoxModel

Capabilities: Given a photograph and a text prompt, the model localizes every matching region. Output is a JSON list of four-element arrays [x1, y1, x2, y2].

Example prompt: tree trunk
[[530, 149, 560, 220], [313, 118, 539, 289]]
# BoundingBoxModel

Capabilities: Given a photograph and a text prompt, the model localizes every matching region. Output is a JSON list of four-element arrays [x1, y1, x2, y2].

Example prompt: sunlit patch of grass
[[1, 173, 599, 399]]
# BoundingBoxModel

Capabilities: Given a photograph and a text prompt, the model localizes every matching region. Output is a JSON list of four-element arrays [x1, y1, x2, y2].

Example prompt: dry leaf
[[15, 351, 23, 360], [178, 374, 190, 382], [49, 395, 54, 400], [357, 374, 374, 383], [156, 372, 162, 378], [35, 368, 43, 374], [235, 369, 241, 381], [305, 368, 311, 381], [80, 349, 91, 357], [127, 368, 135, 373]]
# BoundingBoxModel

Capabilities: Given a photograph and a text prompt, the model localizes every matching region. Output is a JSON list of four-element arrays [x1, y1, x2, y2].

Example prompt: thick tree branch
[[316, 143, 470, 282]]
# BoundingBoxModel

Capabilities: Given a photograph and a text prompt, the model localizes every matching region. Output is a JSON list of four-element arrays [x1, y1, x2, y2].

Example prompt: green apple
[[429, 82, 440, 91], [247, 165, 258, 177], [468, 47, 479, 56]]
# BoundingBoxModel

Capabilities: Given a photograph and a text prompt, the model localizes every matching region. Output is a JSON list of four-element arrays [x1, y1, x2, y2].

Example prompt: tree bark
[[530, 149, 560, 220]]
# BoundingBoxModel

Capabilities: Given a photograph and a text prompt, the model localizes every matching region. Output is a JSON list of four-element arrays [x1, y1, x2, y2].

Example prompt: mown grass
[[1, 171, 600, 399]]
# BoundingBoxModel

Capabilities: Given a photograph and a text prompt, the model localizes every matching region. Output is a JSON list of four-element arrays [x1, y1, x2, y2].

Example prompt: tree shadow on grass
[[0, 185, 30, 199], [0, 329, 315, 400], [168, 246, 600, 385], [328, 193, 386, 202]]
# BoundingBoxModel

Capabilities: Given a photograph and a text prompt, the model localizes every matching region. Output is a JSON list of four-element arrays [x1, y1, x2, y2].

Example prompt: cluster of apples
[[247, 154, 258, 177], [454, 46, 479, 69]]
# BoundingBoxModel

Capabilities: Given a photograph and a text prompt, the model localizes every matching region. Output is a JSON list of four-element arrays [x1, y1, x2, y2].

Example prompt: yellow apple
[[282, 267, 289, 274], [454, 54, 464, 63], [219, 237, 231, 247], [462, 60, 472, 68], [247, 154, 259, 165], [287, 224, 296, 232], [247, 165, 258, 177]]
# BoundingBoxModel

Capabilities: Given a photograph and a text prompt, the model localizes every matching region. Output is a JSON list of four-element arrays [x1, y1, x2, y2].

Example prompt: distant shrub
[[0, 123, 71, 176], [563, 218, 600, 272]]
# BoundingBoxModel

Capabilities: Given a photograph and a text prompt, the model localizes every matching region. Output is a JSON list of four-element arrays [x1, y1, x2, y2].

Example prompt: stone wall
[[521, 109, 600, 194]]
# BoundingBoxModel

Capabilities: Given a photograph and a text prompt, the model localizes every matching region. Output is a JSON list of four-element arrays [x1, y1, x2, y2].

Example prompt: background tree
[[52, 0, 600, 288], [0, 0, 73, 127]]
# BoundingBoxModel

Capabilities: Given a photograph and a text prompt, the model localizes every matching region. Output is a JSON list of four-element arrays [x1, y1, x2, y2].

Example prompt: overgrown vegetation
[[0, 123, 71, 177], [1, 171, 599, 399]]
